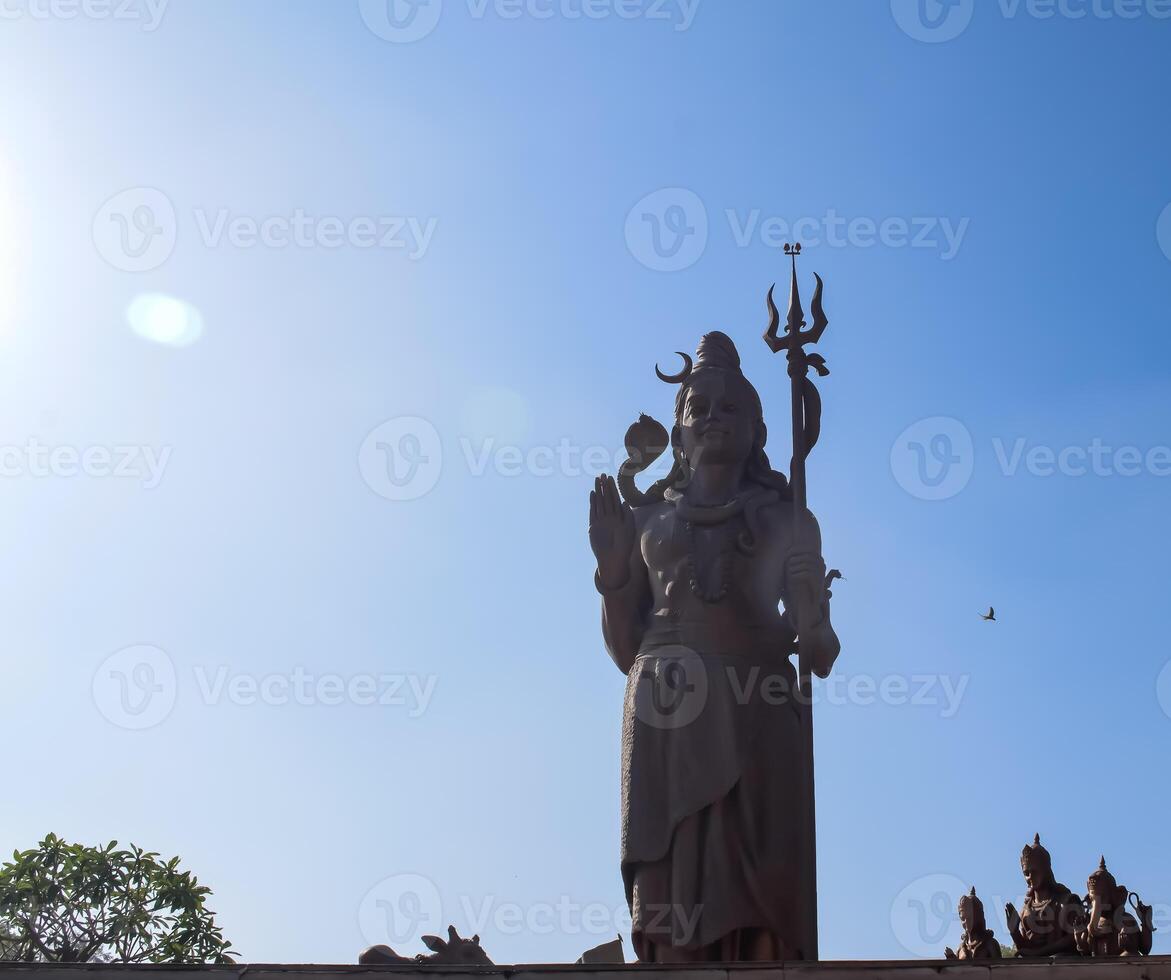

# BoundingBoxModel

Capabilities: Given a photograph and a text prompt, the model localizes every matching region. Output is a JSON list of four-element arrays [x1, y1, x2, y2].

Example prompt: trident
[[763, 241, 830, 960], [764, 241, 830, 690]]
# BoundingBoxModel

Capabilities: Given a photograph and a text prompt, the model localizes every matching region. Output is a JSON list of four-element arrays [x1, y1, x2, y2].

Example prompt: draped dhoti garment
[[620, 625, 813, 962]]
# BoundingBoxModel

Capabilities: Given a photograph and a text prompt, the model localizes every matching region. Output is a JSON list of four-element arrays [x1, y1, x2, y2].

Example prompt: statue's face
[[958, 903, 974, 933], [1087, 879, 1118, 907], [1022, 855, 1051, 891], [678, 370, 757, 468]]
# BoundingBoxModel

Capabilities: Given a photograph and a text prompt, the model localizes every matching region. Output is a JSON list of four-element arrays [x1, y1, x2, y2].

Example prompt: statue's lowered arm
[[782, 507, 840, 680]]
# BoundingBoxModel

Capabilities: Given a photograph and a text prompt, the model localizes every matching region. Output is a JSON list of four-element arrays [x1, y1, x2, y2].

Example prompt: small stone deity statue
[[1004, 834, 1083, 957], [1075, 857, 1154, 957], [945, 888, 1002, 960]]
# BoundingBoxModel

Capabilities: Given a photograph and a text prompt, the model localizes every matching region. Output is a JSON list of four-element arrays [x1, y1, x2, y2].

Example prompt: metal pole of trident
[[763, 242, 830, 960]]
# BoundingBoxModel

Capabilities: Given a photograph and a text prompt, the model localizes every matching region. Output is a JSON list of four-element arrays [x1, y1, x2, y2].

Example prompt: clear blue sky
[[2, 0, 1170, 964]]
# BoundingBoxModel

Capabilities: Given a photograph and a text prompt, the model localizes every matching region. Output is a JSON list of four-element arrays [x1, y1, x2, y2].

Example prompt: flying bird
[[980, 607, 996, 622]]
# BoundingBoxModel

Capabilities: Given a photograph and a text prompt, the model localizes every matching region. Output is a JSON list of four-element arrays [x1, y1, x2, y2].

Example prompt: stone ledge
[[3, 960, 1171, 980]]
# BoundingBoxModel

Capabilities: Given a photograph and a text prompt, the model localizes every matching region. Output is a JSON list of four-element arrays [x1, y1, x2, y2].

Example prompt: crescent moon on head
[[655, 352, 693, 384]]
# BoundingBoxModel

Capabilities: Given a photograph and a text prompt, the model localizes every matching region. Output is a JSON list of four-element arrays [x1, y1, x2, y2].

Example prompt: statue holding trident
[[588, 245, 841, 962]]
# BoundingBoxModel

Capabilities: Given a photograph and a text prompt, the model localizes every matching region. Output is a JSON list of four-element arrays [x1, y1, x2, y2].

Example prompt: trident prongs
[[764, 244, 830, 374]]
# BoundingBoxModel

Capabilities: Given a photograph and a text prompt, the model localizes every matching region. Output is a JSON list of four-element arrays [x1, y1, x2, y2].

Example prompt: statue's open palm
[[589, 475, 635, 588]]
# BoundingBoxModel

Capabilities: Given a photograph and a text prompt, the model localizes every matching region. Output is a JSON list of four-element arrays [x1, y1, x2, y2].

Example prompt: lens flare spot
[[126, 293, 203, 348]]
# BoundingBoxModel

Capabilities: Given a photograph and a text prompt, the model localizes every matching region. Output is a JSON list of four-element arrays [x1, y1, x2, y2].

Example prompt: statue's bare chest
[[639, 504, 790, 608]]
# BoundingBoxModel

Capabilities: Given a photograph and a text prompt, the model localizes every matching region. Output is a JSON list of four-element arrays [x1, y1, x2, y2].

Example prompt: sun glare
[[126, 293, 204, 348]]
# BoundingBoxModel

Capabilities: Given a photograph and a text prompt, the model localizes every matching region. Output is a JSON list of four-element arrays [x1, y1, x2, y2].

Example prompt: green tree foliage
[[0, 834, 235, 964]]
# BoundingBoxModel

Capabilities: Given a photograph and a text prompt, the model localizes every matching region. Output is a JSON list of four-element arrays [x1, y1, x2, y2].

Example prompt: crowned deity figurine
[[945, 888, 1002, 960], [1075, 858, 1154, 957], [588, 261, 842, 963], [1004, 835, 1083, 957]]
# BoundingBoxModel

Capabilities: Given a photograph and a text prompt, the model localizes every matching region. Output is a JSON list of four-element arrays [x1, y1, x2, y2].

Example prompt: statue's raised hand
[[1005, 902, 1022, 941], [590, 474, 635, 590]]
